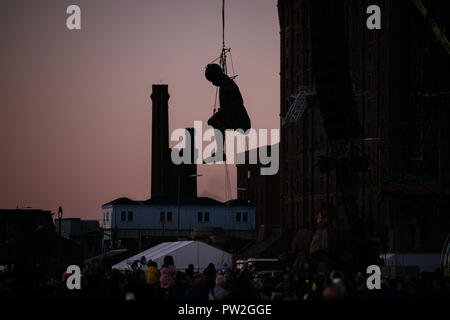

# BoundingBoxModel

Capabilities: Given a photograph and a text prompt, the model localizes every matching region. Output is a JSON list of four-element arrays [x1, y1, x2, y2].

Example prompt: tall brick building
[[237, 144, 281, 240], [278, 0, 449, 255]]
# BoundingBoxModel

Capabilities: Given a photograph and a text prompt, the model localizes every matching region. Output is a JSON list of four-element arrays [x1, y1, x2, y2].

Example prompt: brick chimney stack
[[150, 84, 170, 199]]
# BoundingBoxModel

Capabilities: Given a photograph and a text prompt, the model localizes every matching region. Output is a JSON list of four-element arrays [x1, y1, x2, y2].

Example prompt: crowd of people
[[0, 255, 449, 300]]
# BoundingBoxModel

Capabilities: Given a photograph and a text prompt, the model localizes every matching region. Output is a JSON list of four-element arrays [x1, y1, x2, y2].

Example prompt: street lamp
[[177, 174, 203, 236]]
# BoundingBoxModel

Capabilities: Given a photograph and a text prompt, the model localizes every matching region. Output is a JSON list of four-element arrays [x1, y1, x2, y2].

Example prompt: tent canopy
[[112, 241, 232, 272], [84, 249, 129, 265]]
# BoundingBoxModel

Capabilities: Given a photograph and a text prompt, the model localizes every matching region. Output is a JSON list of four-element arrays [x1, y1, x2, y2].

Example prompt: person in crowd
[[322, 283, 348, 300], [2, 255, 450, 301], [146, 260, 159, 286], [180, 273, 209, 300], [228, 268, 259, 300], [185, 264, 195, 280], [273, 272, 297, 300], [160, 255, 177, 299], [203, 263, 217, 292], [160, 256, 176, 289], [209, 274, 230, 300]]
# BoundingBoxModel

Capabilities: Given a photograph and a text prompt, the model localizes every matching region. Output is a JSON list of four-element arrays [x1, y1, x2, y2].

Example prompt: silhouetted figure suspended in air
[[204, 63, 251, 163]]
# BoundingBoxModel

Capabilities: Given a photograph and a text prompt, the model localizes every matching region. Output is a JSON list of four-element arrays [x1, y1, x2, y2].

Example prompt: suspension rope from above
[[222, 0, 225, 50], [210, 0, 239, 116]]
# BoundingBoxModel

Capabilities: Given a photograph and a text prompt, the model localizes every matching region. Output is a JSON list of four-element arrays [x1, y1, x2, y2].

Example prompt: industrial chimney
[[150, 84, 170, 199]]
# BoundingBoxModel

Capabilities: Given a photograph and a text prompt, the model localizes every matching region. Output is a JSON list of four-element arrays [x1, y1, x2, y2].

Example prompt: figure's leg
[[215, 127, 225, 160], [203, 128, 226, 164]]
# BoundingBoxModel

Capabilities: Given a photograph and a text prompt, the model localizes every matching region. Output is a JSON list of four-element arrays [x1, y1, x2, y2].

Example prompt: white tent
[[112, 241, 232, 272]]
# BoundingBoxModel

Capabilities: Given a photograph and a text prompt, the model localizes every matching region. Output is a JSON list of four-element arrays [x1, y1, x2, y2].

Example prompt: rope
[[209, 55, 221, 64], [220, 0, 227, 74], [229, 49, 237, 79], [222, 0, 225, 50]]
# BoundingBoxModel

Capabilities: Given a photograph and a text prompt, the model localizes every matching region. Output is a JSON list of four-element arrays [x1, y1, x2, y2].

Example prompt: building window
[[160, 212, 165, 222], [166, 212, 172, 222], [128, 211, 133, 221], [198, 212, 203, 222], [243, 212, 248, 222], [121, 211, 126, 221], [204, 212, 210, 222], [236, 212, 241, 222]]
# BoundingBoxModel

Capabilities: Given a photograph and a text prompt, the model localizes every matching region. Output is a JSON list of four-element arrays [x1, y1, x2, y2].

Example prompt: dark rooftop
[[0, 209, 53, 215], [224, 199, 254, 207], [102, 197, 253, 207]]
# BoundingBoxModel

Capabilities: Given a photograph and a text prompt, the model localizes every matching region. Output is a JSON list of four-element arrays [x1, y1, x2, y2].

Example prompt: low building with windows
[[101, 197, 255, 251]]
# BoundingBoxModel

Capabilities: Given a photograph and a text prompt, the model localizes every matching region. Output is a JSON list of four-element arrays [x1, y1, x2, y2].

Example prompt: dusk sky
[[0, 0, 280, 221]]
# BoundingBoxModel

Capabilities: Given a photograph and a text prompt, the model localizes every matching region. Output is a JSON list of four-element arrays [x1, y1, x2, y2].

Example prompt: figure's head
[[205, 63, 224, 86]]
